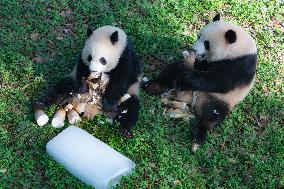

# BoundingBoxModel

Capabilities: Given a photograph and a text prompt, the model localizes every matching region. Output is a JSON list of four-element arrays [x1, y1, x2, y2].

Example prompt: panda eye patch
[[99, 57, 107, 65], [204, 40, 210, 50], [87, 55, 92, 62]]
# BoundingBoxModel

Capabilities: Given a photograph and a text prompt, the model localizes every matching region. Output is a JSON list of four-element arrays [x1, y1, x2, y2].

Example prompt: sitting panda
[[35, 26, 143, 137], [145, 14, 257, 152]]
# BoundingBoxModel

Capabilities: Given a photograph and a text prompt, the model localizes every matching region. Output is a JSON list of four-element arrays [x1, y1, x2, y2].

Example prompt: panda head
[[82, 26, 127, 73], [191, 14, 257, 62]]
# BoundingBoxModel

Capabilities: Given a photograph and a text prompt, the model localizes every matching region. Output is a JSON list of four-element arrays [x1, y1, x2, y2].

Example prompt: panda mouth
[[90, 70, 99, 73], [188, 48, 205, 61], [195, 54, 205, 61]]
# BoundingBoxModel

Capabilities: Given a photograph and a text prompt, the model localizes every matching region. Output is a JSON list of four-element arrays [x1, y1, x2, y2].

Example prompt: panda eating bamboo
[[34, 26, 143, 137], [145, 14, 257, 152]]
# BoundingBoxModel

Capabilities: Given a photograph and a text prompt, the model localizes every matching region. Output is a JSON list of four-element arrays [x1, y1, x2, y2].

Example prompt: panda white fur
[[36, 26, 143, 137], [145, 14, 257, 151]]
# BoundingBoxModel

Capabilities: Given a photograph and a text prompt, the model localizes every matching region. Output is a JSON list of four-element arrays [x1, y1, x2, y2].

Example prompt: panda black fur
[[145, 14, 257, 151], [36, 26, 143, 136]]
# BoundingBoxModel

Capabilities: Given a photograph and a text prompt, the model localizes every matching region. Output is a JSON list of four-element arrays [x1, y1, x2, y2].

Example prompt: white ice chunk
[[142, 76, 149, 83], [46, 126, 135, 189]]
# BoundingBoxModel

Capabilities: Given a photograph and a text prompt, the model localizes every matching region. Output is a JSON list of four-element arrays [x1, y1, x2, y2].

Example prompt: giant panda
[[35, 26, 143, 137], [145, 14, 257, 152]]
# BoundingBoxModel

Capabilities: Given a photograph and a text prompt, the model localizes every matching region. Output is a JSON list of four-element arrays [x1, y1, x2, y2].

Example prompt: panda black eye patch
[[204, 40, 210, 50], [87, 55, 92, 62], [99, 57, 107, 65]]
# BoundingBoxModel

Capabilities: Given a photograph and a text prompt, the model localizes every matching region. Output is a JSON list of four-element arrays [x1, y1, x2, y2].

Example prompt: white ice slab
[[46, 126, 135, 189]]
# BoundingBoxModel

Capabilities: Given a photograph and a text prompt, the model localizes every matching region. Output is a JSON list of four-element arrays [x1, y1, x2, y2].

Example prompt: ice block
[[46, 126, 135, 189]]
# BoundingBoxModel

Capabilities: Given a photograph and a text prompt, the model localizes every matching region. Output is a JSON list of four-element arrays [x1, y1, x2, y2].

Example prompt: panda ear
[[213, 13, 221, 22], [87, 27, 94, 37], [225, 30, 237, 44], [110, 31, 119, 44]]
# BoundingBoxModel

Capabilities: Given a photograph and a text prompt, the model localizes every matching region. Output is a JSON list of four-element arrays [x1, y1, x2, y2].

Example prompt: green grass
[[0, 0, 283, 188]]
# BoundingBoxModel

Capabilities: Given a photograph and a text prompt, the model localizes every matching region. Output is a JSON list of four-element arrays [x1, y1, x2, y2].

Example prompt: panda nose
[[99, 57, 107, 65]]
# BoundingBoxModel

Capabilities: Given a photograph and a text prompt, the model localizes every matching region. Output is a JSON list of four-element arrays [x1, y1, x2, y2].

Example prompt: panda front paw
[[191, 126, 208, 146], [176, 72, 193, 90], [55, 77, 76, 94], [77, 77, 89, 93], [102, 97, 118, 112], [122, 128, 133, 138], [116, 115, 133, 138]]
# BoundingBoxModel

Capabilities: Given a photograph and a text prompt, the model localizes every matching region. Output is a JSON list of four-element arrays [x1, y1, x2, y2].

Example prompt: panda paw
[[122, 128, 133, 138], [114, 113, 133, 138], [191, 126, 208, 146], [77, 77, 89, 93], [102, 97, 118, 112], [176, 72, 194, 90]]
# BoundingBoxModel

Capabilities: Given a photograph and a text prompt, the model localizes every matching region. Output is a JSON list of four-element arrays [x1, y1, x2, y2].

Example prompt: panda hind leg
[[192, 97, 230, 153], [115, 95, 140, 138]]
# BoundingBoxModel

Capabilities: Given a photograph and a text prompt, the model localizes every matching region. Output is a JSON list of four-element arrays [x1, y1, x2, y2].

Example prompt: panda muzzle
[[188, 48, 204, 61]]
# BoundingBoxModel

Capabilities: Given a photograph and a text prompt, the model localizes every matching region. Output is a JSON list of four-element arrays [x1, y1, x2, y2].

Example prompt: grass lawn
[[0, 0, 283, 188]]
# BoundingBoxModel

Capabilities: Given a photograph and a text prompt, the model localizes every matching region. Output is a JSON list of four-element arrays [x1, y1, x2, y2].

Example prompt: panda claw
[[122, 129, 133, 138], [142, 76, 149, 83]]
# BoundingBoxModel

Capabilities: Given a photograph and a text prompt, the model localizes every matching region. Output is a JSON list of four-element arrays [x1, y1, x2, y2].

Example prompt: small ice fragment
[[105, 118, 113, 124], [98, 120, 105, 125], [142, 77, 149, 83], [191, 143, 200, 153]]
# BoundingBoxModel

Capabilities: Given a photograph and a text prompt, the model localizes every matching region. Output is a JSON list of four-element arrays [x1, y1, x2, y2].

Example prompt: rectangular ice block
[[46, 126, 135, 189]]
